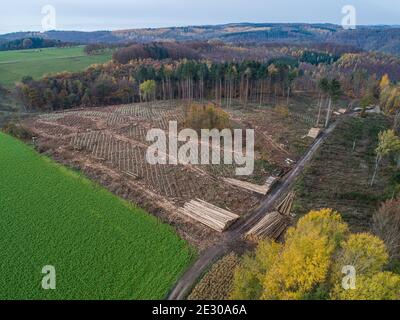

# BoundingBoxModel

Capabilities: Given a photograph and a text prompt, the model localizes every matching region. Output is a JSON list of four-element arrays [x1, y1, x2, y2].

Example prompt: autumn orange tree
[[184, 103, 231, 131], [231, 209, 400, 300]]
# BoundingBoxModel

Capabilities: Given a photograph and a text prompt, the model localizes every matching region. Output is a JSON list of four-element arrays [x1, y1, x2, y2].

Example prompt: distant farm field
[[0, 46, 112, 87], [0, 132, 194, 299]]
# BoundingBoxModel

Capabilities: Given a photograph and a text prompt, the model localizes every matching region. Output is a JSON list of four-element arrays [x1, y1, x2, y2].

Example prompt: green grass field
[[0, 132, 194, 299], [0, 46, 112, 87]]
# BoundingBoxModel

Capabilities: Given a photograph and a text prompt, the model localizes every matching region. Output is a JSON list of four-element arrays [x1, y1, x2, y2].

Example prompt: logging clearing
[[22, 96, 321, 249]]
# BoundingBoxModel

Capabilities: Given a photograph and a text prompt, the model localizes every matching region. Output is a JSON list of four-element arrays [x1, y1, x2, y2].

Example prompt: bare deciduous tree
[[373, 199, 400, 260]]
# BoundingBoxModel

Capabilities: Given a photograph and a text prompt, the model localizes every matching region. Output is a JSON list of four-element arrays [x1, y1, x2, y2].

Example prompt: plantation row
[[39, 111, 127, 128], [119, 124, 149, 142], [66, 110, 129, 127], [69, 129, 256, 211], [71, 131, 208, 199], [34, 121, 74, 137], [114, 103, 183, 120], [39, 103, 185, 132], [289, 111, 318, 126]]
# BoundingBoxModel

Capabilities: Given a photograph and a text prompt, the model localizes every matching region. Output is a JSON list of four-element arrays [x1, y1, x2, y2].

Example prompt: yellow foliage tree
[[231, 209, 400, 300], [332, 272, 400, 300], [261, 209, 348, 300], [335, 233, 389, 276], [262, 230, 333, 299], [329, 233, 390, 298], [140, 80, 156, 102], [380, 84, 400, 114], [379, 74, 390, 92], [230, 240, 282, 300], [371, 129, 400, 186], [289, 209, 349, 248]]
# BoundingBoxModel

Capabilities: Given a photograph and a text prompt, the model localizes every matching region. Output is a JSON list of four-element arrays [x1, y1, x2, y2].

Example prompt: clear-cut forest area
[[2, 15, 400, 301]]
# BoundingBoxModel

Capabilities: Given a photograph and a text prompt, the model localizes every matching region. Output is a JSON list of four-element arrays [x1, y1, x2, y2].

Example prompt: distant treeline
[[0, 37, 70, 51], [112, 42, 201, 63], [300, 51, 339, 65], [84, 43, 126, 55], [111, 42, 343, 66], [2, 24, 400, 56], [334, 52, 400, 83]]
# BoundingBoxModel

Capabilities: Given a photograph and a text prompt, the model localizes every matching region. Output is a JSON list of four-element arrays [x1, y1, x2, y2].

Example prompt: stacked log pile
[[179, 199, 239, 232], [276, 192, 296, 216], [246, 192, 296, 240], [224, 176, 278, 195], [307, 128, 322, 139], [246, 211, 291, 240]]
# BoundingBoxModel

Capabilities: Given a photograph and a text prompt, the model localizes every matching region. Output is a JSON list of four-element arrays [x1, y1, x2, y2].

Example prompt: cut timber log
[[179, 199, 239, 232], [276, 192, 296, 216], [307, 128, 322, 139], [224, 176, 277, 195], [122, 171, 138, 179], [246, 192, 296, 240], [265, 176, 278, 189], [246, 212, 291, 240]]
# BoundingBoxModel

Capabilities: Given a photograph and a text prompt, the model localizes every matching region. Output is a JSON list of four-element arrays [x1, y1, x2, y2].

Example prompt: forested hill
[[1, 23, 400, 55]]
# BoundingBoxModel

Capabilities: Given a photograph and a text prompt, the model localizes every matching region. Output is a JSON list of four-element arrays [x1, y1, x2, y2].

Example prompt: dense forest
[[16, 59, 302, 110], [0, 37, 69, 51], [112, 42, 201, 63], [13, 39, 400, 112]]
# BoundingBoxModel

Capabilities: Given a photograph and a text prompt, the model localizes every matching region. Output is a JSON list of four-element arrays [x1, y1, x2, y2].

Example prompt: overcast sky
[[1, 0, 399, 34]]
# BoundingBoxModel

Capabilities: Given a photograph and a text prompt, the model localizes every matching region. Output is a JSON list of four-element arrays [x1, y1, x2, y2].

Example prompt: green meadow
[[0, 46, 112, 87], [0, 132, 194, 299]]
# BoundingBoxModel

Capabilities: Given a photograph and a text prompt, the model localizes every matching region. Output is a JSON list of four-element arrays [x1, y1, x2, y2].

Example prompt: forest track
[[167, 117, 341, 300]]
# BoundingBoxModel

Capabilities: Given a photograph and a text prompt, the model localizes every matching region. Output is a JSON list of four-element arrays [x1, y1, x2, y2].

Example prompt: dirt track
[[167, 118, 340, 300]]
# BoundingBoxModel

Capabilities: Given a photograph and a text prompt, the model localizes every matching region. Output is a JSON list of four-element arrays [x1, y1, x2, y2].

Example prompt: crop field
[[23, 100, 316, 249], [0, 46, 112, 87], [188, 253, 239, 300], [0, 132, 194, 299]]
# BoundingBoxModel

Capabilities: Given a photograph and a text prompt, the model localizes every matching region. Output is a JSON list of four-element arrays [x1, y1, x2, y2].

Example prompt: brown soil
[[23, 101, 314, 250]]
